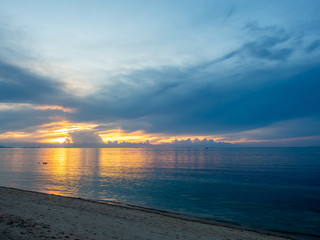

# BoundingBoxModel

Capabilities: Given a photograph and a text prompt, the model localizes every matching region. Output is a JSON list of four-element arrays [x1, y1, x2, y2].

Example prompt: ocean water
[[0, 147, 319, 239]]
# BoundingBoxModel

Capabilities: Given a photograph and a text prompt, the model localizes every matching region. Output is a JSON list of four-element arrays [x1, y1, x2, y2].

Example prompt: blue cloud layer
[[0, 1, 320, 145]]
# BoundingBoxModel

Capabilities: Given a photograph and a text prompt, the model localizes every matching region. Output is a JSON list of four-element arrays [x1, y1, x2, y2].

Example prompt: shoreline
[[0, 186, 297, 240]]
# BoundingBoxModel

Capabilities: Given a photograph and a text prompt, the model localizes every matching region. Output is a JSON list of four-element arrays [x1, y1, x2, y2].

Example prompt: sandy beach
[[0, 186, 293, 240]]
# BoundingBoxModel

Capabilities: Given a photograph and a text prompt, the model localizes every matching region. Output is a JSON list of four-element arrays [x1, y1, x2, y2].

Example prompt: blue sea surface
[[0, 147, 319, 239]]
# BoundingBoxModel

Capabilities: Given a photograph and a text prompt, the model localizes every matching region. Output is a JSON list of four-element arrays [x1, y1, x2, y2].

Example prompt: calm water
[[0, 147, 319, 239]]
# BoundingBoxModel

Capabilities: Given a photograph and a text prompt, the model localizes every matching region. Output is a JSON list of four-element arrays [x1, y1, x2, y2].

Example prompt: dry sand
[[0, 186, 293, 240]]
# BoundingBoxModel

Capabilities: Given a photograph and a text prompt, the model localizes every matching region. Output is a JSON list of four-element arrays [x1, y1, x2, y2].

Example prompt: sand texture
[[0, 186, 292, 240]]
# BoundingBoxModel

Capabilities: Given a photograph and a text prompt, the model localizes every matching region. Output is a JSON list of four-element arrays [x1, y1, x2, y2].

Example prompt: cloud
[[0, 18, 319, 146], [241, 41, 293, 61], [237, 23, 294, 61], [222, 116, 320, 142], [160, 138, 232, 147], [0, 107, 63, 133], [0, 60, 75, 134], [68, 130, 104, 145], [306, 39, 320, 52], [70, 58, 320, 138], [198, 23, 295, 70], [1, 21, 319, 144]]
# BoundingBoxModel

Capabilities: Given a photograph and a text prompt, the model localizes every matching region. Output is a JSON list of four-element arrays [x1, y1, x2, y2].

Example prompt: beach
[[0, 186, 292, 240]]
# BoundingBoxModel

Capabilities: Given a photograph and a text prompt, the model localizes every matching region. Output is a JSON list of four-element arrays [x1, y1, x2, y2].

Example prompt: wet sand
[[0, 186, 293, 240]]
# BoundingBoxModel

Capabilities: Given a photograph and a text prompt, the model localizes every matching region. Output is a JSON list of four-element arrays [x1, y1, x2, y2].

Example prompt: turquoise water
[[0, 147, 319, 239]]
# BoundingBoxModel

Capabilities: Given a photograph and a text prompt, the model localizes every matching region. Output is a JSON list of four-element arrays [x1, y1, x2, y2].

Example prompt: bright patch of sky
[[1, 1, 318, 87]]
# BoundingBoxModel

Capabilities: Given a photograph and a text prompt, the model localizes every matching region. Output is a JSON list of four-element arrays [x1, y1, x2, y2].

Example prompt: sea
[[0, 147, 319, 239]]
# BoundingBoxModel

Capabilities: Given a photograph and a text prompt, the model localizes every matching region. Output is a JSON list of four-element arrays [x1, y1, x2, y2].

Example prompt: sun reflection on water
[[2, 148, 219, 198], [32, 148, 153, 197]]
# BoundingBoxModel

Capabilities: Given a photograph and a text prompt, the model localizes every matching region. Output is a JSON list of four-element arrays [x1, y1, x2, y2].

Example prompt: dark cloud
[[238, 23, 293, 61], [0, 60, 74, 133], [144, 70, 319, 134], [0, 61, 64, 103], [306, 39, 320, 52], [223, 117, 320, 142], [242, 41, 293, 60], [199, 24, 294, 70], [70, 61, 320, 138], [0, 108, 67, 133]]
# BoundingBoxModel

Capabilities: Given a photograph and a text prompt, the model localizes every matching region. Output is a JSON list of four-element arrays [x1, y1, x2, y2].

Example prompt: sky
[[0, 0, 320, 147]]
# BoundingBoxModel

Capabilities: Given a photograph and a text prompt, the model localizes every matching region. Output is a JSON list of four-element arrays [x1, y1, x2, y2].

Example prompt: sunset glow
[[0, 0, 319, 147], [34, 105, 76, 113]]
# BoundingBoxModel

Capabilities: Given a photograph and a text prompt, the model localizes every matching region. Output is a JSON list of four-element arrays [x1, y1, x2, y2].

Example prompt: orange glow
[[34, 105, 76, 113], [40, 121, 100, 143], [153, 135, 224, 144], [0, 120, 232, 145], [0, 121, 100, 144], [99, 129, 226, 145], [0, 131, 31, 139], [46, 137, 68, 144], [0, 103, 230, 145], [99, 129, 152, 143]]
